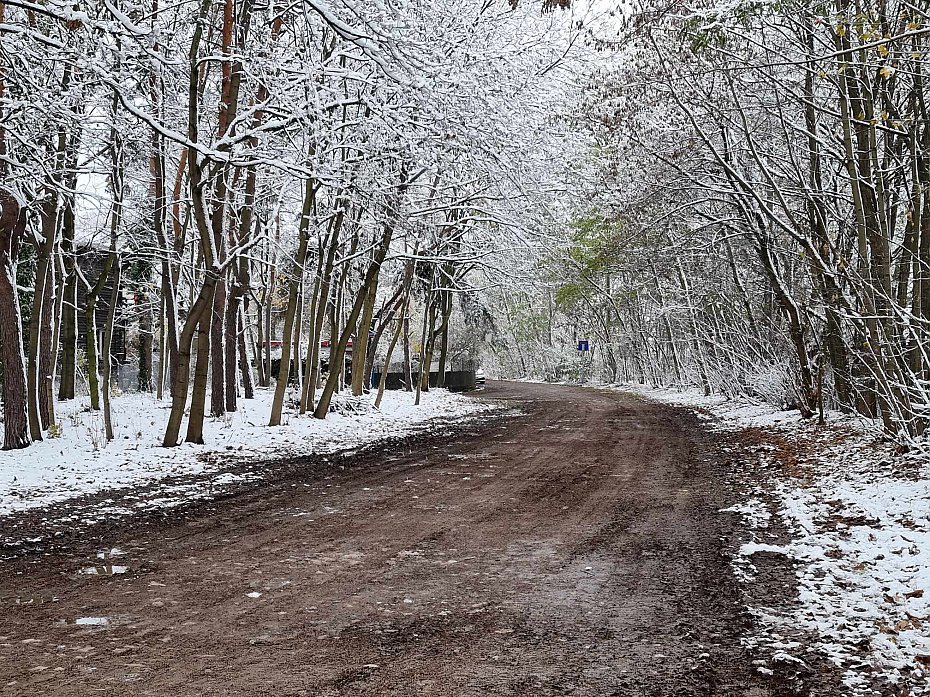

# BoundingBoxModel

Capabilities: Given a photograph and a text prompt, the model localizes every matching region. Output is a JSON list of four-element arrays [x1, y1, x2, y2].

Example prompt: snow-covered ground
[[0, 388, 495, 517], [615, 384, 930, 696]]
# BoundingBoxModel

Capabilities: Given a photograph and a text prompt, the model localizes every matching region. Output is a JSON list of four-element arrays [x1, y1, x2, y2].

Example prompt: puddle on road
[[79, 548, 129, 575], [57, 615, 132, 628], [6, 595, 59, 606], [80, 565, 128, 576], [54, 617, 112, 627]]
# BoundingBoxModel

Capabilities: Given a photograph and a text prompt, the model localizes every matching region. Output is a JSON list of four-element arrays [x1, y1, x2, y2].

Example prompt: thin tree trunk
[[163, 0, 219, 447], [269, 178, 314, 426], [210, 276, 227, 416], [254, 291, 267, 387], [58, 253, 77, 400], [300, 252, 325, 413], [263, 259, 274, 386], [314, 172, 408, 418], [26, 211, 54, 441], [350, 283, 377, 395], [415, 297, 433, 405], [157, 289, 166, 399], [435, 291, 453, 389], [224, 278, 239, 411], [163, 277, 216, 446], [37, 259, 57, 429], [139, 290, 154, 391], [52, 194, 73, 406], [376, 303, 406, 409], [402, 313, 412, 391], [86, 255, 115, 411], [101, 254, 122, 441], [364, 284, 406, 392], [292, 282, 304, 390], [237, 304, 254, 399]]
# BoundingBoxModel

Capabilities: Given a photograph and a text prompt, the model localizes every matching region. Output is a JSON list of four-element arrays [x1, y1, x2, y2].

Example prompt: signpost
[[577, 339, 589, 352]]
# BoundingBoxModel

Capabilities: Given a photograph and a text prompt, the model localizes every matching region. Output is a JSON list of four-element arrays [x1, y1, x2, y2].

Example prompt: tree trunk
[[364, 285, 406, 393], [37, 259, 57, 429], [269, 178, 314, 426], [26, 210, 54, 441], [101, 254, 122, 441], [314, 173, 408, 418], [254, 291, 267, 387], [263, 261, 274, 386], [292, 283, 304, 391], [56, 174, 78, 396], [375, 303, 405, 409], [210, 275, 227, 416], [58, 256, 77, 400], [0, 189, 31, 450], [237, 304, 254, 399], [224, 278, 240, 411], [162, 276, 216, 446], [435, 291, 453, 389], [164, 0, 220, 447], [300, 255, 325, 413], [415, 297, 434, 405], [402, 313, 413, 391], [185, 306, 214, 444], [138, 290, 154, 392], [350, 283, 377, 395], [86, 255, 115, 411]]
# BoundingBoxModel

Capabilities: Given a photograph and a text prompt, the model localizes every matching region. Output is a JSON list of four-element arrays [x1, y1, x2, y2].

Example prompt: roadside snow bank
[[615, 384, 930, 696], [0, 388, 494, 516]]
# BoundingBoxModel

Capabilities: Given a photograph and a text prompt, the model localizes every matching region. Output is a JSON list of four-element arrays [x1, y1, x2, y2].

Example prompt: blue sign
[[577, 339, 589, 352]]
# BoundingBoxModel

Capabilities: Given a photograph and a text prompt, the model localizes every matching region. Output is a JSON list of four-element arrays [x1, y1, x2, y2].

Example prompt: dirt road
[[0, 382, 796, 696]]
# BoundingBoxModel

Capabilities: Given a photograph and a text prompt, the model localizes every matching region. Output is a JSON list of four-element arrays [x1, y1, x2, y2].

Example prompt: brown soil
[[0, 382, 832, 696]]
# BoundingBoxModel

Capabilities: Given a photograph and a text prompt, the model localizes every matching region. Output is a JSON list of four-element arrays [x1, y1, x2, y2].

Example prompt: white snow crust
[[0, 388, 494, 516], [616, 384, 930, 695]]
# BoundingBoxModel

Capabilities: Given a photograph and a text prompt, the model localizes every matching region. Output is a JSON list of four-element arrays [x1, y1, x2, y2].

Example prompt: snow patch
[[616, 382, 930, 695], [0, 388, 496, 516]]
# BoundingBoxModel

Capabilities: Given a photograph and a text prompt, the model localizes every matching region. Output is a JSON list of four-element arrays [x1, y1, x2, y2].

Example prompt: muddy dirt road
[[0, 382, 794, 696]]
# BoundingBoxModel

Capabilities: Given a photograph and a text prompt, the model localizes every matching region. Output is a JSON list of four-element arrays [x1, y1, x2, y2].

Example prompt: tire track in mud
[[0, 382, 837, 696]]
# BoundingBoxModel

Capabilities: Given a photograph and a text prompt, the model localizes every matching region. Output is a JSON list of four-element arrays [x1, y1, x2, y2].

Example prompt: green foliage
[[684, 24, 728, 53], [681, 0, 779, 54], [552, 212, 621, 309], [554, 282, 584, 308], [510, 306, 551, 344], [566, 213, 618, 272]]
